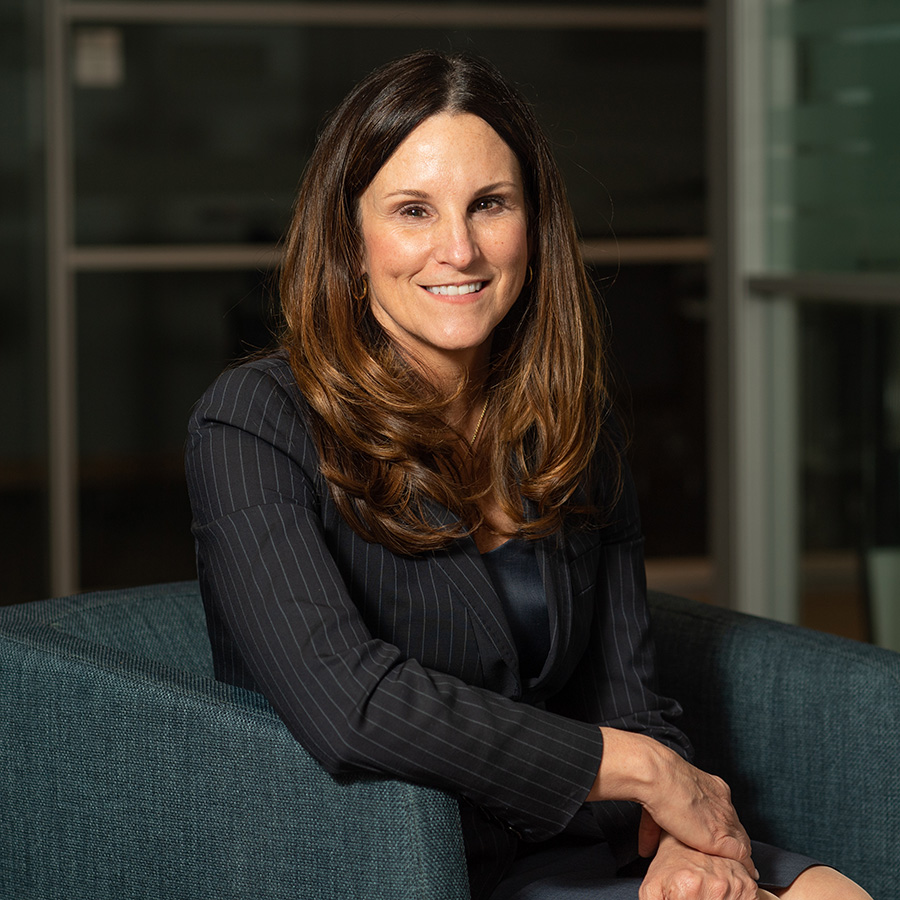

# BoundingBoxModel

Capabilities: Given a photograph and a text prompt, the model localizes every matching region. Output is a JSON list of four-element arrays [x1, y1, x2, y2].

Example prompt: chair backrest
[[0, 580, 213, 677]]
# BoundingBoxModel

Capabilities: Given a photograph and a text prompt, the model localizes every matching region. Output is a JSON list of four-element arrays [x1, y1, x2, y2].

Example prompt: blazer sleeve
[[546, 460, 694, 862], [185, 361, 605, 843], [550, 464, 691, 756]]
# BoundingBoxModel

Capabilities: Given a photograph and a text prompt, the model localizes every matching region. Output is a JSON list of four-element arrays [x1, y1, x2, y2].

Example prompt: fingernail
[[754, 868, 760, 881]]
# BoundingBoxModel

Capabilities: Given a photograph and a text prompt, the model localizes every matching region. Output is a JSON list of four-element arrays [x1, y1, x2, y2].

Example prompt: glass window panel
[[595, 262, 709, 558], [73, 22, 705, 245], [58, 9, 708, 593], [798, 303, 900, 647], [1, 1, 48, 604], [76, 269, 275, 459], [766, 0, 900, 272], [74, 268, 275, 591], [91, 0, 704, 7], [78, 460, 199, 591]]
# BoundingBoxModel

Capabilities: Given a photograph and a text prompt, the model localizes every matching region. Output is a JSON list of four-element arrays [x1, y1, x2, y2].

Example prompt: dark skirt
[[490, 840, 822, 899]]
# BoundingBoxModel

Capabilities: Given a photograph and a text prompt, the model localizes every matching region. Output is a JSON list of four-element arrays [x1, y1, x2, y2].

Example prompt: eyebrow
[[383, 189, 430, 200], [382, 181, 520, 200]]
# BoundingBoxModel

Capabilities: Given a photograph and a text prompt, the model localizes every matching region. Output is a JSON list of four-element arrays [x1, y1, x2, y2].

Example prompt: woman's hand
[[588, 729, 755, 877], [639, 833, 760, 900]]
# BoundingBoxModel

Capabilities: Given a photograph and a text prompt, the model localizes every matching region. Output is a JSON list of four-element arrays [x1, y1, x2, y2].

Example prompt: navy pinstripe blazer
[[185, 356, 690, 899]]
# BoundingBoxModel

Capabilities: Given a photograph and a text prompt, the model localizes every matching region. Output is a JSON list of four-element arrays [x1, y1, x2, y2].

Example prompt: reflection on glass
[[767, 2, 900, 272]]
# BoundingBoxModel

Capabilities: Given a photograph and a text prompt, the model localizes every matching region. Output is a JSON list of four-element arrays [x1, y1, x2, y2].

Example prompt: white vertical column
[[45, 0, 79, 597], [710, 0, 800, 621]]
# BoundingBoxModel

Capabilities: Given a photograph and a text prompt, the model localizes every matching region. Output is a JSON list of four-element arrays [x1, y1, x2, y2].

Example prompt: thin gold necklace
[[468, 396, 489, 447]]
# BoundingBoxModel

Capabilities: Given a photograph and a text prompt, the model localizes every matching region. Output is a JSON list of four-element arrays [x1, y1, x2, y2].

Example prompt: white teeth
[[425, 282, 484, 296]]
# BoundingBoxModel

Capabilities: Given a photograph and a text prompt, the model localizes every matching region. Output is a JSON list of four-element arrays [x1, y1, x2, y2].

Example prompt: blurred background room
[[2, 0, 899, 648]]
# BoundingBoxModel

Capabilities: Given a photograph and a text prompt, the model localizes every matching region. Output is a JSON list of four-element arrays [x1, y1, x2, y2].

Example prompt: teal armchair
[[0, 582, 895, 899]]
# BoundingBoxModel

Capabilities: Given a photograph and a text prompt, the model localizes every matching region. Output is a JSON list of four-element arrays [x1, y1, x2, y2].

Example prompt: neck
[[432, 349, 489, 395], [385, 335, 491, 433], [410, 350, 490, 430], [442, 378, 486, 440], [392, 331, 492, 395]]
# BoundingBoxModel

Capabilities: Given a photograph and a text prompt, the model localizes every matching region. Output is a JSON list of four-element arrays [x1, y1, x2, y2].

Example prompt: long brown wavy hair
[[278, 50, 620, 554]]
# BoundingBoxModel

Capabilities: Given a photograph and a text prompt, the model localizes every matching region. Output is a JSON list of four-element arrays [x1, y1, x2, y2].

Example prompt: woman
[[186, 50, 871, 900]]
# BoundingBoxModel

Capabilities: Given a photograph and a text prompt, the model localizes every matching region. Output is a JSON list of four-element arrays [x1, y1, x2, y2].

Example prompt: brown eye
[[473, 197, 502, 212]]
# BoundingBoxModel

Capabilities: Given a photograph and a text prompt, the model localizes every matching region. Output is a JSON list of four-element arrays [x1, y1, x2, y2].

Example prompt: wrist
[[654, 831, 681, 855], [589, 728, 660, 804]]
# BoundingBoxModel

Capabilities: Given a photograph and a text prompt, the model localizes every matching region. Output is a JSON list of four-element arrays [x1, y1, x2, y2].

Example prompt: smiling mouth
[[423, 281, 485, 297]]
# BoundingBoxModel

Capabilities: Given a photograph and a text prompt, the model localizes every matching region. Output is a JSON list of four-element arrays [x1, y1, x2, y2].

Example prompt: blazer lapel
[[424, 501, 589, 701], [424, 500, 522, 697], [429, 536, 522, 697]]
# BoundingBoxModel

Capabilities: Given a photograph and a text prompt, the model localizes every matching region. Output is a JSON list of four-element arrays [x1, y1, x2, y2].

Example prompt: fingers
[[639, 834, 760, 900], [711, 831, 756, 878]]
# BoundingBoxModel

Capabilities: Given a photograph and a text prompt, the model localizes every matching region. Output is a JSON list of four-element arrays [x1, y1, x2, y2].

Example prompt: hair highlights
[[278, 50, 619, 553]]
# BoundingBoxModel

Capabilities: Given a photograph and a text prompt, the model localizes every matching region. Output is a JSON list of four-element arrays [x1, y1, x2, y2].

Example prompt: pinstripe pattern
[[185, 357, 691, 899]]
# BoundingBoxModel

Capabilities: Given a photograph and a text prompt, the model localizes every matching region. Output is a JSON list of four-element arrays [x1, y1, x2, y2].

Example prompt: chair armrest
[[649, 591, 899, 900], [0, 603, 471, 900]]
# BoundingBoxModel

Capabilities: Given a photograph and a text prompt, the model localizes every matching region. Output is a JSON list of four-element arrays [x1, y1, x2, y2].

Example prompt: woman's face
[[358, 112, 529, 379]]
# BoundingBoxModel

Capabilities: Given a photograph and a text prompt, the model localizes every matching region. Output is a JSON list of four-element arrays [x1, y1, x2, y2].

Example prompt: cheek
[[364, 229, 425, 279], [489, 221, 529, 267]]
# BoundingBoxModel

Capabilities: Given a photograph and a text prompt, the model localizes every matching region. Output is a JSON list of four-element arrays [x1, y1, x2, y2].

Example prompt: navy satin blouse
[[481, 539, 551, 680]]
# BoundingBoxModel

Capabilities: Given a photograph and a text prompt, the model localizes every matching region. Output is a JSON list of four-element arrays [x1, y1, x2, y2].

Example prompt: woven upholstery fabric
[[0, 582, 470, 900], [650, 592, 899, 900], [2, 582, 896, 900], [4, 581, 214, 676]]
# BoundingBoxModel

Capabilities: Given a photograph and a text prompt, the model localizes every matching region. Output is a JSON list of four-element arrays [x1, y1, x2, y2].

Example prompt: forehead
[[369, 112, 521, 190]]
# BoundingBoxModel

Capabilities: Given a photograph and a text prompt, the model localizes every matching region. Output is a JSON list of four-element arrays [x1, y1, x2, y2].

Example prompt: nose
[[434, 212, 478, 269]]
